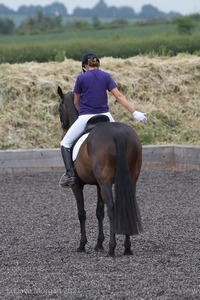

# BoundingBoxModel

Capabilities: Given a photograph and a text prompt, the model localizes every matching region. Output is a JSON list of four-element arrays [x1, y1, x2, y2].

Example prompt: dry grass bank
[[0, 54, 200, 150]]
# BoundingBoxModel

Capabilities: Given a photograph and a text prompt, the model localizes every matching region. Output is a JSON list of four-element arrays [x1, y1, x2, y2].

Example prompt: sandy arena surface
[[0, 169, 199, 300]]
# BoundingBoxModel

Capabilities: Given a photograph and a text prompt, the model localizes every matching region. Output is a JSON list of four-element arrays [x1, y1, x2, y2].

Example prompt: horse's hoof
[[106, 251, 115, 257], [94, 244, 104, 251], [123, 249, 133, 255], [77, 247, 85, 253]]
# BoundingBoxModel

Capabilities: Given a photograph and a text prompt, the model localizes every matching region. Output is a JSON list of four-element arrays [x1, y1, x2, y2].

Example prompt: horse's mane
[[58, 86, 78, 133]]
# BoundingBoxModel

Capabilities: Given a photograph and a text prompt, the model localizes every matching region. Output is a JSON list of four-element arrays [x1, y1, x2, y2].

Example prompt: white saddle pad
[[72, 133, 89, 161]]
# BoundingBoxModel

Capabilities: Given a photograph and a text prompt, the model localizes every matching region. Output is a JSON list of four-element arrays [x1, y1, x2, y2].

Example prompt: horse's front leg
[[72, 185, 87, 252], [95, 185, 105, 251], [100, 183, 116, 257]]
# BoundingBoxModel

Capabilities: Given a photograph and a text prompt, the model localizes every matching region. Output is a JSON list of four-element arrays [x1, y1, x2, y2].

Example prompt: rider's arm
[[110, 87, 147, 123], [74, 93, 80, 112], [110, 87, 136, 114]]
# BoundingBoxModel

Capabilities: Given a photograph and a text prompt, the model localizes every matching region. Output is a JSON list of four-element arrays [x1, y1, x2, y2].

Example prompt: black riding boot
[[59, 146, 77, 187]]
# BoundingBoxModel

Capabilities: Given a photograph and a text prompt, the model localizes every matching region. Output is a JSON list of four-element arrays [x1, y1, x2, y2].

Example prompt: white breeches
[[60, 112, 115, 148]]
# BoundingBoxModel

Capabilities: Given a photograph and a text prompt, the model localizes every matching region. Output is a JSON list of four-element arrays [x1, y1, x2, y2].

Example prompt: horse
[[58, 86, 143, 256]]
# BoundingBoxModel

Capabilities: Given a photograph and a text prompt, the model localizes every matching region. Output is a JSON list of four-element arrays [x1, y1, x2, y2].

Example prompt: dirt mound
[[0, 55, 200, 149]]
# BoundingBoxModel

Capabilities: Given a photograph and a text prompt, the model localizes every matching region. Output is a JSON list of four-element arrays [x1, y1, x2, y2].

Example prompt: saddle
[[84, 115, 110, 134]]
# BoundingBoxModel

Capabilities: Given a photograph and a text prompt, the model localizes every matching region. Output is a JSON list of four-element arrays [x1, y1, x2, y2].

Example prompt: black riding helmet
[[81, 53, 100, 72]]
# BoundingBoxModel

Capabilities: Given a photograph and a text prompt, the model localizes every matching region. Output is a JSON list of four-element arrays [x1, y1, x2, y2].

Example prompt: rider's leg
[[59, 115, 94, 187], [59, 146, 76, 187]]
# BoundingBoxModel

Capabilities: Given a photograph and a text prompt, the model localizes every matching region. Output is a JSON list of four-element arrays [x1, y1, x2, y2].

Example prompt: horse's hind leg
[[72, 186, 87, 252], [124, 235, 133, 255], [95, 186, 105, 251], [100, 183, 116, 256], [108, 220, 116, 257]]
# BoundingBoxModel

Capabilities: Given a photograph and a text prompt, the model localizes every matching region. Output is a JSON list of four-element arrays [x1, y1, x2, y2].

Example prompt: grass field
[[0, 22, 191, 45], [0, 55, 200, 150]]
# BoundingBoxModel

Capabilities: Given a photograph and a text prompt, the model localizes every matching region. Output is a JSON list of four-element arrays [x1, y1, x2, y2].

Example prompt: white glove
[[133, 111, 147, 123]]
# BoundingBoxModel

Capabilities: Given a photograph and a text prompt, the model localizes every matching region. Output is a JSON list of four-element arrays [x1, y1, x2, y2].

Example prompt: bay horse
[[58, 86, 143, 256]]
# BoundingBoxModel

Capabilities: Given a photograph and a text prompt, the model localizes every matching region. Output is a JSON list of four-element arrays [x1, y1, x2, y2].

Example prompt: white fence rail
[[0, 145, 200, 173]]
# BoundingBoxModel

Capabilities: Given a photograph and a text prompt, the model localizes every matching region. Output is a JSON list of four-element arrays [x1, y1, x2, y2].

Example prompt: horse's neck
[[69, 113, 78, 127], [67, 98, 78, 127]]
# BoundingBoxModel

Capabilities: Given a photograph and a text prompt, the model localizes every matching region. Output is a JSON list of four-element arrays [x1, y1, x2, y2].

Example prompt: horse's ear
[[57, 86, 64, 99]]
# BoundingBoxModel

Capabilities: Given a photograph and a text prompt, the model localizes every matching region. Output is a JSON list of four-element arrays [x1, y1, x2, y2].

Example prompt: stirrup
[[59, 173, 77, 188]]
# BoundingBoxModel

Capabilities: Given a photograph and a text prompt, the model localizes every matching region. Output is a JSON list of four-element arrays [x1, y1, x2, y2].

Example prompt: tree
[[138, 5, 165, 20], [92, 16, 102, 29], [0, 4, 15, 15], [17, 11, 63, 33], [17, 2, 68, 17], [43, 2, 68, 17], [174, 16, 196, 34], [0, 18, 15, 34]]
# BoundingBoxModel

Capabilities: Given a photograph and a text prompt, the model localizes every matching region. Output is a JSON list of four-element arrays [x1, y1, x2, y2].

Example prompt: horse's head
[[57, 86, 78, 135]]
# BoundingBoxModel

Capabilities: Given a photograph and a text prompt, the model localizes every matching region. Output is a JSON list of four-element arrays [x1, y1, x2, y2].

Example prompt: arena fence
[[0, 145, 200, 173]]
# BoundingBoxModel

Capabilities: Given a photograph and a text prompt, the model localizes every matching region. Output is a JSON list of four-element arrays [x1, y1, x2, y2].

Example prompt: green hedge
[[0, 33, 200, 63]]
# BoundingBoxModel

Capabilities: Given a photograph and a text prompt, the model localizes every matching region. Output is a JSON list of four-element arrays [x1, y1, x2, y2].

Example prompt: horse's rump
[[74, 122, 141, 188], [88, 122, 141, 182]]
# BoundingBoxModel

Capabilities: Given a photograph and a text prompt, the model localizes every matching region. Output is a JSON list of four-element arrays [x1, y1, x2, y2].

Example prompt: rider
[[59, 53, 147, 188]]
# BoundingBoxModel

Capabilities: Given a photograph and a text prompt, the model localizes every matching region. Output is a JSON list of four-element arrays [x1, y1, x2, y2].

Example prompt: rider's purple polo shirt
[[73, 69, 117, 115]]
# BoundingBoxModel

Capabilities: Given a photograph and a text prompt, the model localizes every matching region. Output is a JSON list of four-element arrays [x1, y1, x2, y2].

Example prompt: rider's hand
[[133, 111, 147, 123]]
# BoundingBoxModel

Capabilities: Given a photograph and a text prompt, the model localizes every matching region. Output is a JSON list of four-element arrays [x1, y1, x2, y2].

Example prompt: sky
[[1, 0, 200, 16]]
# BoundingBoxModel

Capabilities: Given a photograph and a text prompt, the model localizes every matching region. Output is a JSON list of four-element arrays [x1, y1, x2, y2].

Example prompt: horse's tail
[[114, 133, 142, 235]]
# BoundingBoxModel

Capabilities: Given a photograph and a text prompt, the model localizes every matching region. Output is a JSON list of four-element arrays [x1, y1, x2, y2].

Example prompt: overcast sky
[[2, 0, 200, 15]]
